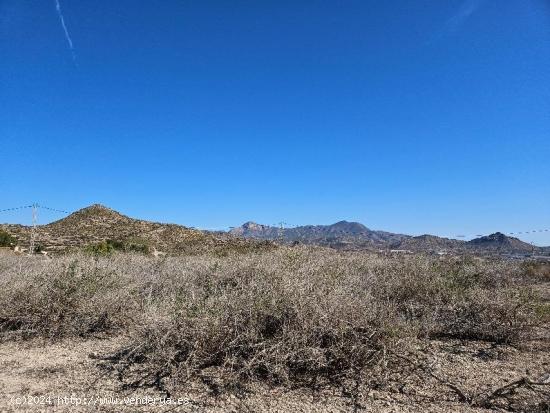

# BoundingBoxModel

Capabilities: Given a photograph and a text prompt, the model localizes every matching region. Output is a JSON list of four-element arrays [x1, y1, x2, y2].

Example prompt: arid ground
[[1, 249, 548, 412]]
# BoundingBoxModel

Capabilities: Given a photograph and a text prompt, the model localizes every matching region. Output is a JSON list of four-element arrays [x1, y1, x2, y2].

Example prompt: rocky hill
[[0, 204, 271, 255], [465, 232, 535, 253], [391, 234, 465, 252]]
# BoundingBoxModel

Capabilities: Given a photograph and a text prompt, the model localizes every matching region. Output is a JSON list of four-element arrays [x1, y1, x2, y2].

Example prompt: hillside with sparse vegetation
[[0, 204, 273, 256]]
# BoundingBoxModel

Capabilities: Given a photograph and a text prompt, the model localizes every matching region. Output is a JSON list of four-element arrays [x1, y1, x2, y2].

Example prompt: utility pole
[[277, 222, 287, 242], [29, 203, 38, 255]]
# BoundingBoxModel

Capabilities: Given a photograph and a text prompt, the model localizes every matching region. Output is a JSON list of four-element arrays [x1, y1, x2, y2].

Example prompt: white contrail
[[54, 0, 76, 62], [446, 0, 487, 32]]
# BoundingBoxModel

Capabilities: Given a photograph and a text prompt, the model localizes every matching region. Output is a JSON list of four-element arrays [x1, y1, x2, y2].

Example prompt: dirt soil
[[0, 334, 548, 413]]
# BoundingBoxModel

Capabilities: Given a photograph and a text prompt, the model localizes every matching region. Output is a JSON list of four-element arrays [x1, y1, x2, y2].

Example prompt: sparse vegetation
[[0, 205, 277, 256], [0, 248, 547, 402], [85, 238, 152, 256], [0, 229, 16, 247], [85, 240, 118, 256], [522, 261, 550, 282]]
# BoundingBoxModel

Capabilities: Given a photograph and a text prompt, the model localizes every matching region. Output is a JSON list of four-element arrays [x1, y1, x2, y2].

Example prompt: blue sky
[[1, 1, 549, 245]]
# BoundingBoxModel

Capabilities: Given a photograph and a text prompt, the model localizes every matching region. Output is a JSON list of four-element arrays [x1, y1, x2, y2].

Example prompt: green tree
[[0, 230, 16, 247]]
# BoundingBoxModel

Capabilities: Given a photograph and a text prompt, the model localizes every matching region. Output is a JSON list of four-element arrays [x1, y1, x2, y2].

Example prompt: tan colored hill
[[0, 204, 271, 255], [392, 234, 465, 252]]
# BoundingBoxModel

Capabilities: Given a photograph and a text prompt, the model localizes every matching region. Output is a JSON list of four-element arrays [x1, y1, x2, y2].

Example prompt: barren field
[[0, 249, 548, 412]]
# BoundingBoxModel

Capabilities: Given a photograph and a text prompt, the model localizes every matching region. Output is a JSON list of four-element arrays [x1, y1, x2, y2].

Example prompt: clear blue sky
[[1, 0, 549, 245]]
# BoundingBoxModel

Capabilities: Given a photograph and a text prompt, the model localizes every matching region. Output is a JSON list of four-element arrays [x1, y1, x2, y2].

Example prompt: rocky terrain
[[1, 335, 548, 413], [467, 232, 537, 253], [393, 234, 465, 252], [0, 204, 271, 255]]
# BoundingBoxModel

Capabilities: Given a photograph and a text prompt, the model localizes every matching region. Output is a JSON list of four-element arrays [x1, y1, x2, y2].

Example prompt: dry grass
[[0, 248, 547, 396], [522, 261, 550, 282]]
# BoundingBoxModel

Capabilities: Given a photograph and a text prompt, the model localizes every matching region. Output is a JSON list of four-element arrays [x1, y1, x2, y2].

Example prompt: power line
[[0, 203, 70, 255], [0, 204, 70, 215], [449, 229, 550, 239], [0, 205, 33, 213], [37, 204, 70, 214]]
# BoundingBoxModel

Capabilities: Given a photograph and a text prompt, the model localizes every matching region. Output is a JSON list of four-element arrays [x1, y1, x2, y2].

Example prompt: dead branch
[[473, 374, 550, 408], [425, 370, 470, 403]]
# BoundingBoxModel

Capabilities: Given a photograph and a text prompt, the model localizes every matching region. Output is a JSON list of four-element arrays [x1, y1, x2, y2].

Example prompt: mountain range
[[229, 221, 547, 255], [229, 220, 409, 249], [1, 205, 547, 256]]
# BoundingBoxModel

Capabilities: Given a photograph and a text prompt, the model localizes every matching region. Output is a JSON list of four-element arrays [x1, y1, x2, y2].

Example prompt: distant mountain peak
[[62, 204, 128, 221], [228, 219, 406, 248], [471, 232, 514, 244], [86, 203, 109, 210], [229, 221, 275, 237], [242, 221, 265, 230], [466, 232, 534, 252], [78, 203, 118, 214], [485, 232, 507, 240], [329, 221, 369, 233], [394, 234, 464, 251]]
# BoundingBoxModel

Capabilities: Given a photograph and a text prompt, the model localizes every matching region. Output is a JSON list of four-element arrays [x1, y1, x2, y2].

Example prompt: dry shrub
[[0, 248, 544, 391], [429, 288, 537, 343], [522, 261, 550, 282], [0, 254, 139, 339], [126, 255, 400, 390]]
